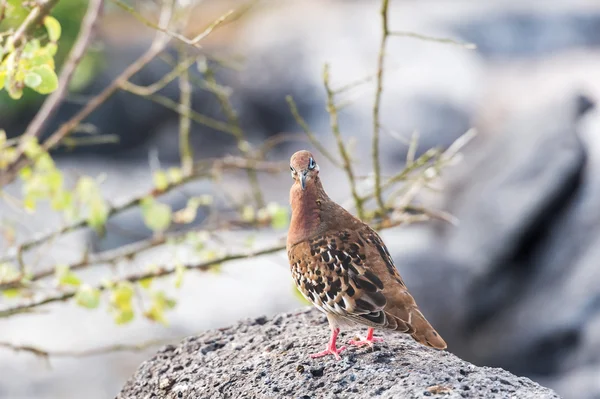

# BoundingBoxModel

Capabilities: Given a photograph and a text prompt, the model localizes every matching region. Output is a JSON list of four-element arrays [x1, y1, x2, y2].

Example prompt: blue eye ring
[[308, 157, 316, 170]]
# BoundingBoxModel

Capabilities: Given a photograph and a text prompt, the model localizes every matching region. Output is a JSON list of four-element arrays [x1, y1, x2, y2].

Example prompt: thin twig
[[110, 0, 235, 48], [372, 0, 390, 216], [178, 48, 193, 175], [323, 64, 364, 219], [390, 31, 476, 49], [119, 54, 199, 96], [204, 66, 264, 208], [0, 337, 176, 358], [146, 93, 239, 136], [285, 95, 342, 168]]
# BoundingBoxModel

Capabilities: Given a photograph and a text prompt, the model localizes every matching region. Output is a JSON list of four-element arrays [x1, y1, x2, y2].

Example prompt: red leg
[[310, 327, 347, 360], [349, 327, 384, 347]]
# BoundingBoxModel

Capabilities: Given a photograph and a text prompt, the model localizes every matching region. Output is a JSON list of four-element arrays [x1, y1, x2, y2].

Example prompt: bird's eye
[[290, 166, 294, 172], [308, 157, 316, 170]]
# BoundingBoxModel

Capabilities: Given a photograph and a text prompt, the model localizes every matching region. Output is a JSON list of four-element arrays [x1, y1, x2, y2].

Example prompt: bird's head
[[290, 150, 319, 191]]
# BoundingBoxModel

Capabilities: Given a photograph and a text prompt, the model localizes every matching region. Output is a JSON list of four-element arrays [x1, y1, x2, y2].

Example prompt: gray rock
[[117, 309, 559, 399], [389, 94, 596, 398]]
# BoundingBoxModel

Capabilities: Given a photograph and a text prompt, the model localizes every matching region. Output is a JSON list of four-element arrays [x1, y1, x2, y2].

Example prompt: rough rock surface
[[117, 309, 559, 399]]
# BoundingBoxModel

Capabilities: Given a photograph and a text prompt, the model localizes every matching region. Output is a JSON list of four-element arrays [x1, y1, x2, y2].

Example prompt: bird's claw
[[309, 345, 347, 360]]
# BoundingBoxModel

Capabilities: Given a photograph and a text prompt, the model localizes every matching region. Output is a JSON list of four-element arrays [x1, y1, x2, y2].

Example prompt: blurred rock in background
[[2, 0, 600, 398]]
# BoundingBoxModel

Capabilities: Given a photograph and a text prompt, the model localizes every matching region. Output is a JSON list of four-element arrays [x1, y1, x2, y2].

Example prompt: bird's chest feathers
[[287, 186, 322, 247]]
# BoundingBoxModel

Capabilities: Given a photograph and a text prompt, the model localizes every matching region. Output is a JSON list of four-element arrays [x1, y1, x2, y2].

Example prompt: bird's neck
[[287, 177, 329, 247]]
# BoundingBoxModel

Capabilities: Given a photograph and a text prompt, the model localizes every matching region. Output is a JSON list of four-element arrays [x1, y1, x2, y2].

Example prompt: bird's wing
[[290, 226, 446, 349], [355, 225, 447, 349]]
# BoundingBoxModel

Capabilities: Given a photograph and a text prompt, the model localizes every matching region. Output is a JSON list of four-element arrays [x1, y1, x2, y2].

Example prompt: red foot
[[310, 345, 347, 360], [349, 328, 383, 347], [311, 327, 346, 360]]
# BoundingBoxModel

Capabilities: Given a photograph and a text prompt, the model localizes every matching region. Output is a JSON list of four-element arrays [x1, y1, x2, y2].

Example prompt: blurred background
[[2, 0, 600, 398]]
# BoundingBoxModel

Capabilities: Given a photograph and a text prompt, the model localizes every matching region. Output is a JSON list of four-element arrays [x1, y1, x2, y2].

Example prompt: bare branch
[[204, 65, 264, 208], [178, 48, 193, 175], [0, 337, 176, 358], [110, 0, 236, 48], [372, 0, 390, 216], [285, 95, 343, 168], [323, 64, 365, 220], [390, 31, 476, 49]]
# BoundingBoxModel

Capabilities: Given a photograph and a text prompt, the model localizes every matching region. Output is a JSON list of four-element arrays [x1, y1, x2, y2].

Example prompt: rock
[[117, 309, 559, 399], [452, 10, 600, 59], [388, 94, 597, 398]]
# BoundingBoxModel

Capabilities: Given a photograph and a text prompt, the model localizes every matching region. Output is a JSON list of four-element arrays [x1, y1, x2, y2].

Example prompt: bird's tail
[[409, 308, 447, 350]]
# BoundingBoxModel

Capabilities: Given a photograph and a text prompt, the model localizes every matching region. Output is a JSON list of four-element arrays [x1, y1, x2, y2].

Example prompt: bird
[[286, 150, 447, 360]]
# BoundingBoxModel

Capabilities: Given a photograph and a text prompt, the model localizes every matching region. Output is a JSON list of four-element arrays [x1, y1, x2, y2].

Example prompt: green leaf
[[167, 167, 184, 184], [139, 277, 153, 289], [30, 51, 54, 68], [114, 309, 135, 325], [51, 190, 72, 211], [153, 170, 169, 191], [75, 285, 101, 309], [7, 82, 23, 99], [46, 43, 58, 56], [111, 282, 134, 308], [87, 199, 108, 233], [35, 153, 55, 171], [2, 288, 21, 299], [75, 176, 97, 201], [23, 196, 36, 213], [0, 71, 6, 89], [23, 137, 42, 159], [267, 202, 289, 229], [29, 65, 58, 94], [174, 263, 185, 288], [140, 197, 172, 233], [24, 72, 42, 89], [144, 291, 176, 325], [110, 281, 135, 324], [55, 264, 81, 287], [43, 16, 62, 42], [18, 166, 33, 180]]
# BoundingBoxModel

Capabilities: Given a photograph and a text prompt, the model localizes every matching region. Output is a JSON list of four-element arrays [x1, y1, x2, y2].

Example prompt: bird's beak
[[300, 170, 308, 190]]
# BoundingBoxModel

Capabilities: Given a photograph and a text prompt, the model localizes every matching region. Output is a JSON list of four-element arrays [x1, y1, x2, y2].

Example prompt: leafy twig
[[0, 157, 287, 266], [18, 0, 105, 144], [0, 244, 286, 317], [2, 0, 60, 61]]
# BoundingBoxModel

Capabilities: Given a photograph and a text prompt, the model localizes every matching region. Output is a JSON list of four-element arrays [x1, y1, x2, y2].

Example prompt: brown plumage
[[286, 150, 446, 359]]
